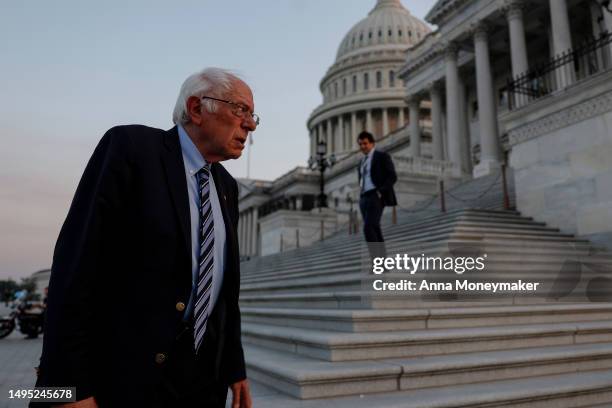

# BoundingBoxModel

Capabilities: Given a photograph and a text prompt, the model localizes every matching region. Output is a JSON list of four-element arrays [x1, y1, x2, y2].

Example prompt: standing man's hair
[[172, 67, 242, 125], [357, 131, 375, 144]]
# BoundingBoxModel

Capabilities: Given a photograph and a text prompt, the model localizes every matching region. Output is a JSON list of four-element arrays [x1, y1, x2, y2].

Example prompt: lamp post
[[308, 140, 336, 208]]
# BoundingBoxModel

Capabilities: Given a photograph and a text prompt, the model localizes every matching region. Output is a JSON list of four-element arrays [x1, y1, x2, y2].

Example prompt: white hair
[[172, 67, 242, 125]]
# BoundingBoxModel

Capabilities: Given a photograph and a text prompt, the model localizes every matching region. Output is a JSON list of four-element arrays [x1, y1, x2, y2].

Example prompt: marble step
[[241, 255, 612, 285], [239, 290, 600, 310], [244, 342, 612, 399], [243, 229, 591, 275], [241, 320, 612, 362], [239, 268, 605, 295], [241, 211, 550, 273], [241, 367, 612, 408], [242, 240, 605, 278], [241, 303, 612, 332]]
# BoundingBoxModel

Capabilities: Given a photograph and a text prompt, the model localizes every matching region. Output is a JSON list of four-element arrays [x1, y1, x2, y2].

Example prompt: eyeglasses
[[201, 96, 260, 126]]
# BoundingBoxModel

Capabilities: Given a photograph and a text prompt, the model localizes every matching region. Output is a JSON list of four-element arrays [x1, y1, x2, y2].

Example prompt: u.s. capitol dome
[[307, 0, 430, 159]]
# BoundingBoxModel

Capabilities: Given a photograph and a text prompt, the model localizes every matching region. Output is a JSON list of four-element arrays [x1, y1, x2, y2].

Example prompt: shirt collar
[[178, 125, 209, 176], [367, 147, 375, 160]]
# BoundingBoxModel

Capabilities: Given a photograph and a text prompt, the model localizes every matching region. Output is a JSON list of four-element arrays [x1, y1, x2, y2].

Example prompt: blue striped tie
[[194, 164, 214, 353]]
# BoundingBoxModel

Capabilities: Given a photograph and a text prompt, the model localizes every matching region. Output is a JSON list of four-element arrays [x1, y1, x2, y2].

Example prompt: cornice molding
[[508, 90, 612, 146]]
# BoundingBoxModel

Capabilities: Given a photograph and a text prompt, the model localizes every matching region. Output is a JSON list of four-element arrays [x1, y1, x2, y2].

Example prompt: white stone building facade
[[400, 0, 612, 249]]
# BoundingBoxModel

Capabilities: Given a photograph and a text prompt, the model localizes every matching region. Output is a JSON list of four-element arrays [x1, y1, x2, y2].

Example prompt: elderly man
[[33, 68, 256, 408]]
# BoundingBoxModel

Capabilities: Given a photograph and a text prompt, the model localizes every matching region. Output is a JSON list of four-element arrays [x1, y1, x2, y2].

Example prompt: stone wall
[[510, 108, 612, 250]]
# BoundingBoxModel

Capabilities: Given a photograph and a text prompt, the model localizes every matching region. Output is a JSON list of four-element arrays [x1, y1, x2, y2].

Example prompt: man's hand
[[230, 379, 252, 408], [53, 397, 98, 408]]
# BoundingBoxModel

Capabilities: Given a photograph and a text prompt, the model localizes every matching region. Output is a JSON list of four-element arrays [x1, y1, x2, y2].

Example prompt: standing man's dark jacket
[[357, 149, 398, 206], [34, 125, 245, 405]]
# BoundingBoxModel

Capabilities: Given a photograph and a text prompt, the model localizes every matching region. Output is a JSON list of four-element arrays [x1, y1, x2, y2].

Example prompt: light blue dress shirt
[[178, 125, 226, 322], [360, 148, 376, 193]]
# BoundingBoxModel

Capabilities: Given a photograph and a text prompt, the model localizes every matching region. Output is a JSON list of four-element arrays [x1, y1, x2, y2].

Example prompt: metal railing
[[507, 31, 612, 110]]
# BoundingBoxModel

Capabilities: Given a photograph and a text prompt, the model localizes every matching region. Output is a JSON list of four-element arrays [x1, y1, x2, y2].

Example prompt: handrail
[[507, 31, 612, 110]]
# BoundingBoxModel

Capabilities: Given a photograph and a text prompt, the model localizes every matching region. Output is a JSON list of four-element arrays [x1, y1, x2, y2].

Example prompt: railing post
[[439, 180, 446, 213], [280, 233, 283, 253], [502, 163, 510, 210], [296, 229, 300, 248], [392, 206, 397, 225], [320, 220, 324, 241]]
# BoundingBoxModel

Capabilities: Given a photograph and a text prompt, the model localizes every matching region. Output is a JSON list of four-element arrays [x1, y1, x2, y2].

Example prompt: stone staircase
[[237, 170, 612, 407]]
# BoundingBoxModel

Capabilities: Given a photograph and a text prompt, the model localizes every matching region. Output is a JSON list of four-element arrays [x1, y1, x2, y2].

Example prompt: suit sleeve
[[378, 152, 397, 192], [34, 128, 132, 402], [224, 178, 247, 384]]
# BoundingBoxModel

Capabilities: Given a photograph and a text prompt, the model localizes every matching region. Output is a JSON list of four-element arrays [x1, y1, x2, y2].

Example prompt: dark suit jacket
[[33, 125, 245, 406], [357, 149, 398, 206]]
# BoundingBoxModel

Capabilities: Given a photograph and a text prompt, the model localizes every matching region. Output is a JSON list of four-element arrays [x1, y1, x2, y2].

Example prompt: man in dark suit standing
[[357, 131, 397, 257], [32, 68, 256, 408]]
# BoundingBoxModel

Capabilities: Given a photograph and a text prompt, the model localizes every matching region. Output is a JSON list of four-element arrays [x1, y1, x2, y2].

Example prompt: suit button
[[175, 302, 186, 312], [154, 352, 167, 365]]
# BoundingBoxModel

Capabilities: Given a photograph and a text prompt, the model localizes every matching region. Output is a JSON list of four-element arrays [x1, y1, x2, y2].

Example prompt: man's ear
[[186, 96, 204, 126]]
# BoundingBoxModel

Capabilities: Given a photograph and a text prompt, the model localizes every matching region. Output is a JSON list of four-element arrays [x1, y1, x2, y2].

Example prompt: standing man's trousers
[[359, 190, 387, 258]]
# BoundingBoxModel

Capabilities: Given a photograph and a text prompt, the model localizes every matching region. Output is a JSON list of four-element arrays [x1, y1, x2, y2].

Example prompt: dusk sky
[[0, 1, 434, 279]]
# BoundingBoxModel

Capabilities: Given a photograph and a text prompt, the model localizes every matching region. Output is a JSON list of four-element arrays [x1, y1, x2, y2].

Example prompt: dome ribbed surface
[[335, 0, 430, 61]]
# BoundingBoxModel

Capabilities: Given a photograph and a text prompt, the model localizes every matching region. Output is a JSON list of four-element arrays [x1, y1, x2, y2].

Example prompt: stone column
[[549, 0, 574, 86], [244, 209, 251, 256], [506, 1, 529, 108], [339, 115, 345, 151], [398, 107, 405, 128], [238, 212, 244, 255], [550, 0, 572, 54], [408, 96, 421, 157], [366, 109, 373, 134], [251, 208, 259, 257], [326, 119, 333, 153], [429, 84, 444, 160], [472, 24, 501, 177], [458, 77, 472, 174], [309, 128, 315, 158], [604, 4, 612, 34], [382, 108, 389, 136], [599, 3, 612, 68], [444, 43, 463, 170], [506, 1, 529, 77], [351, 112, 358, 149], [240, 210, 246, 256]]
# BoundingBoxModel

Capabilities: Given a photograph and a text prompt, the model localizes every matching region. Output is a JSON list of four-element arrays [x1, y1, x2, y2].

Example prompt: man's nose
[[242, 116, 257, 131]]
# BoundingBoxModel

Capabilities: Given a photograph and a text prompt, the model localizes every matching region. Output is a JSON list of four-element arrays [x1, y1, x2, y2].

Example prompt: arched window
[[389, 70, 395, 87], [364, 72, 369, 90], [376, 71, 382, 88], [334, 82, 338, 98], [352, 75, 357, 93], [398, 29, 403, 37], [368, 31, 372, 39], [388, 29, 392, 37], [342, 78, 347, 96]]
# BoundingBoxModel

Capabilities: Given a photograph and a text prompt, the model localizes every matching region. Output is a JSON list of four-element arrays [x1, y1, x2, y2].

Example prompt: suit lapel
[[161, 127, 192, 259]]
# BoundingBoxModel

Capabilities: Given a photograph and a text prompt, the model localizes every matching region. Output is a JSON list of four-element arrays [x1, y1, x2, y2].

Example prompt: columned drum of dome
[[307, 0, 431, 159]]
